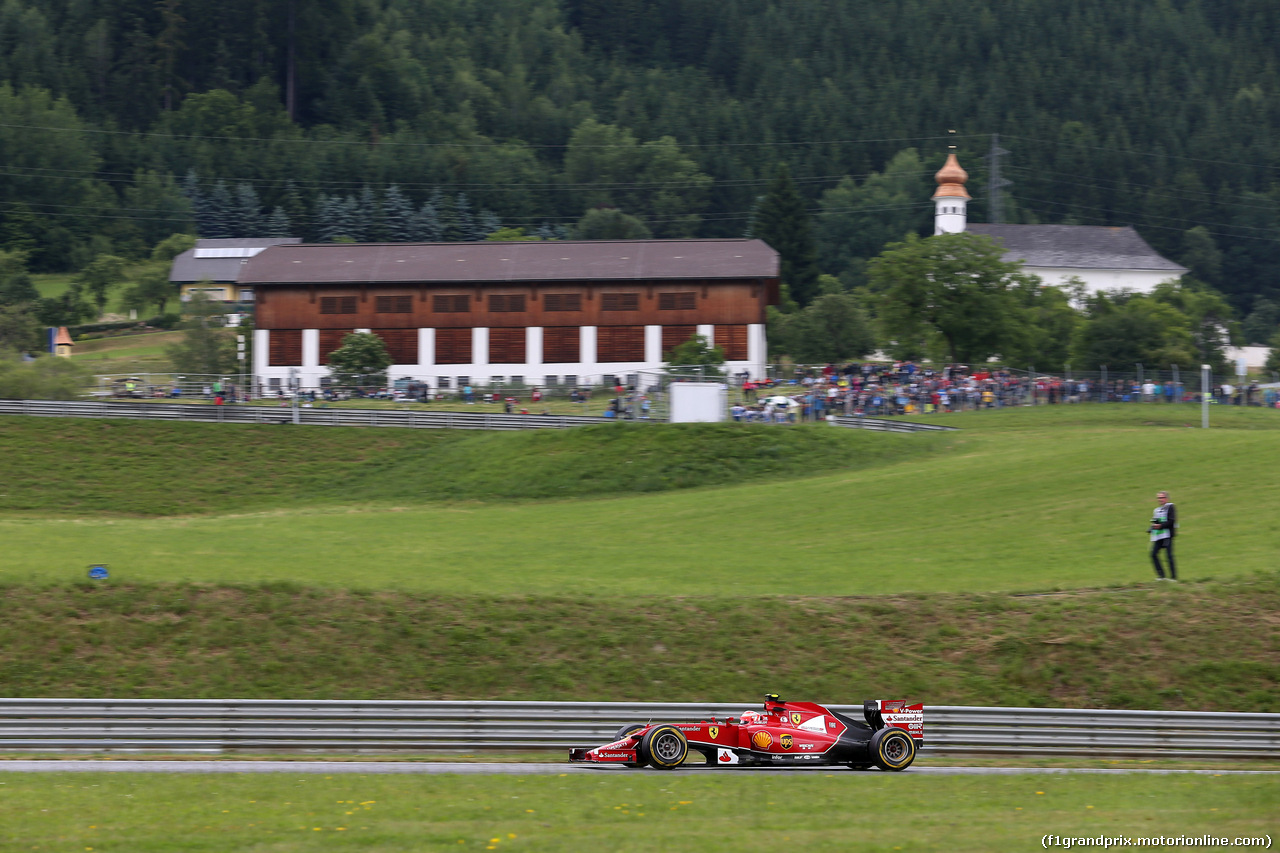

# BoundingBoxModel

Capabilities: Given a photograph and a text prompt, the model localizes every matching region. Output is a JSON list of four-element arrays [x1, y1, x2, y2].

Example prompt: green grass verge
[[2, 772, 1274, 852], [2, 576, 1274, 710], [0, 407, 1274, 595]]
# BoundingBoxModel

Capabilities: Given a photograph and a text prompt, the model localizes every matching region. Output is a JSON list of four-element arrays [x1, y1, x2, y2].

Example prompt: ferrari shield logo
[[708, 726, 719, 740], [790, 712, 802, 726], [780, 734, 793, 750]]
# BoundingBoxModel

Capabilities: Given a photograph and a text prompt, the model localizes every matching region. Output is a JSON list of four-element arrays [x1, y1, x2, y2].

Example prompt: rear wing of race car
[[863, 699, 924, 742]]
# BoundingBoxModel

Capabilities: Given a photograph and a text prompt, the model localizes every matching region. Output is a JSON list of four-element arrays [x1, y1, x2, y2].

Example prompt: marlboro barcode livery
[[569, 694, 923, 771]]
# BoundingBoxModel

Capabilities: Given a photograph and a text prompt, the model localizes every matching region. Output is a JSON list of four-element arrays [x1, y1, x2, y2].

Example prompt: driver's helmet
[[739, 710, 761, 725]]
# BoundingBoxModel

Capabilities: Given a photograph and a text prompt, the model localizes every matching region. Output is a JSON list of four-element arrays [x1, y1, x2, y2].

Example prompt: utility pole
[[985, 134, 1012, 223]]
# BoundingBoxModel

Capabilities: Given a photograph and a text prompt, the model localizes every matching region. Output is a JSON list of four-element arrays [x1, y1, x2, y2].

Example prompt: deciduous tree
[[868, 232, 1031, 364], [326, 331, 392, 388]]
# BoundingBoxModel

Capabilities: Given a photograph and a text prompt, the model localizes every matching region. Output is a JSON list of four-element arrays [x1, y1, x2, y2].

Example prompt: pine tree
[[280, 181, 311, 241], [478, 209, 501, 239], [355, 185, 378, 242], [336, 196, 361, 242], [413, 198, 443, 242], [450, 193, 476, 241], [381, 185, 415, 242], [753, 165, 820, 307], [314, 194, 343, 242], [428, 189, 452, 242], [264, 207, 292, 237], [233, 182, 262, 237], [205, 181, 234, 238], [181, 170, 211, 238]]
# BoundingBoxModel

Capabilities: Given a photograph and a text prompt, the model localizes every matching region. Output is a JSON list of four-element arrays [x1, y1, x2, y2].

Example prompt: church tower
[[933, 151, 970, 235]]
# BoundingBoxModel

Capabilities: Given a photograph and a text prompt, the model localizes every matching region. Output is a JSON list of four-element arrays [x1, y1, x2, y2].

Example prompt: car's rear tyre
[[615, 723, 647, 766], [640, 725, 688, 770], [869, 727, 916, 771]]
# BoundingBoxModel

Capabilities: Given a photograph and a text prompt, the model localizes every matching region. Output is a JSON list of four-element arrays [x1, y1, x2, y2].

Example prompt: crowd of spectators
[[728, 362, 1280, 421]]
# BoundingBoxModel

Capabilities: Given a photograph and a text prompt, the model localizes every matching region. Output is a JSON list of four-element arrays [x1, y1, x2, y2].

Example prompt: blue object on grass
[[87, 565, 109, 580]]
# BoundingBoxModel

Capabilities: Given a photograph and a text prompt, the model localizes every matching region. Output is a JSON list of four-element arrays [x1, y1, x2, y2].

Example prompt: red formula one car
[[569, 694, 923, 771]]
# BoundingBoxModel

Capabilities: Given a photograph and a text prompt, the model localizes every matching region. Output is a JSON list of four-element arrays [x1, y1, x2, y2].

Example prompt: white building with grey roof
[[932, 153, 1186, 293]]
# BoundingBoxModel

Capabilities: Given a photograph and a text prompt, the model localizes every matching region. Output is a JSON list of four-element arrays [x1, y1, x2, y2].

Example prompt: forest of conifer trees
[[0, 0, 1278, 341]]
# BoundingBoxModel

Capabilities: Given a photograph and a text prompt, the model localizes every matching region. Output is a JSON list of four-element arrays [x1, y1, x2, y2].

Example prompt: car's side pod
[[863, 699, 884, 730]]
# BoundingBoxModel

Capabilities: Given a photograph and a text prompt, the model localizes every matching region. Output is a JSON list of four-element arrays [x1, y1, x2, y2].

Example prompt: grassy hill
[[0, 405, 1276, 709], [0, 406, 1274, 595]]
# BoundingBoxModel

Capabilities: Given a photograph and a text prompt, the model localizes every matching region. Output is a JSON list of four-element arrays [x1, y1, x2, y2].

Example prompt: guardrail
[[0, 399, 615, 431], [830, 416, 957, 433], [0, 700, 1273, 758], [0, 399, 954, 432]]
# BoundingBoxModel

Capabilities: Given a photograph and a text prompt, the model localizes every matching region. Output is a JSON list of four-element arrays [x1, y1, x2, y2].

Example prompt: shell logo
[[751, 731, 773, 750]]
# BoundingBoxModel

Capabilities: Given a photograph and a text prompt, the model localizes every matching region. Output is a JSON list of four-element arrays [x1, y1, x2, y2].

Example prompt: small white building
[[932, 153, 1186, 293]]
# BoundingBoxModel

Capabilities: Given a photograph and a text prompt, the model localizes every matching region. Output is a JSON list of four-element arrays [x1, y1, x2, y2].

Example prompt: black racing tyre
[[615, 723, 646, 741], [640, 724, 688, 770], [869, 727, 916, 771]]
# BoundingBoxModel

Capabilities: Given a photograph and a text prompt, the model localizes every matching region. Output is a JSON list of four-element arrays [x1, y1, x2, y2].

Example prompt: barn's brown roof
[[239, 239, 779, 286]]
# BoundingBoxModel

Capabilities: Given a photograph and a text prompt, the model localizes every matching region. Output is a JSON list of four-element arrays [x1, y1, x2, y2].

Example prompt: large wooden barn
[[240, 239, 779, 391]]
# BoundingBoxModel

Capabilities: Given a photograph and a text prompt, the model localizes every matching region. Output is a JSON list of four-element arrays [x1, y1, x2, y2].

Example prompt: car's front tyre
[[639, 725, 688, 770]]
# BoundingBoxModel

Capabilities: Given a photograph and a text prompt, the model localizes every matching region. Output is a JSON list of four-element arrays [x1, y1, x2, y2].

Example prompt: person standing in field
[[1149, 491, 1177, 581]]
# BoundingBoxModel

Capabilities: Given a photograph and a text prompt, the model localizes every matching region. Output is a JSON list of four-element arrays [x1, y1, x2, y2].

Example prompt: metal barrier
[[0, 399, 615, 431], [0, 700, 1273, 758], [0, 399, 954, 433], [830, 416, 957, 433]]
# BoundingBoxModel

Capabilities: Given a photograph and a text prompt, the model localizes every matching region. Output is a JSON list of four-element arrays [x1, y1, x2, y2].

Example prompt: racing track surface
[[1, 761, 1276, 775]]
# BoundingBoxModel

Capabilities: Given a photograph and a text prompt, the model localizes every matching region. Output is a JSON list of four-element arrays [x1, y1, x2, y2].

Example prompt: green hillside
[[0, 406, 1274, 595], [0, 417, 938, 516], [1, 405, 1276, 709]]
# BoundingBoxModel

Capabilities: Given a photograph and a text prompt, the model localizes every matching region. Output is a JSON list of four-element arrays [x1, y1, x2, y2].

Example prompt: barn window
[[596, 325, 645, 362], [268, 329, 302, 366], [662, 325, 696, 357], [658, 292, 697, 310], [433, 294, 470, 313], [319, 296, 358, 314], [601, 292, 640, 311], [488, 327, 527, 364], [488, 294, 527, 313], [373, 328, 418, 364], [375, 295, 413, 313], [319, 329, 354, 360], [714, 324, 749, 361], [542, 327, 580, 363], [543, 293, 582, 312], [434, 328, 473, 364]]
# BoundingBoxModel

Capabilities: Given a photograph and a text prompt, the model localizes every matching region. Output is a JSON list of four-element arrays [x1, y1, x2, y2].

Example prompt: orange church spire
[[932, 152, 971, 200]]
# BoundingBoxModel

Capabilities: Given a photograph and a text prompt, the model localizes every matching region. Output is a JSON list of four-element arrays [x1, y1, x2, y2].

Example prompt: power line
[[999, 133, 1280, 172], [0, 121, 981, 151]]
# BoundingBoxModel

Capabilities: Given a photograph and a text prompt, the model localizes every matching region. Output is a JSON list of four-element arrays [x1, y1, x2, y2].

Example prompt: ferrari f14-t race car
[[569, 694, 923, 771]]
